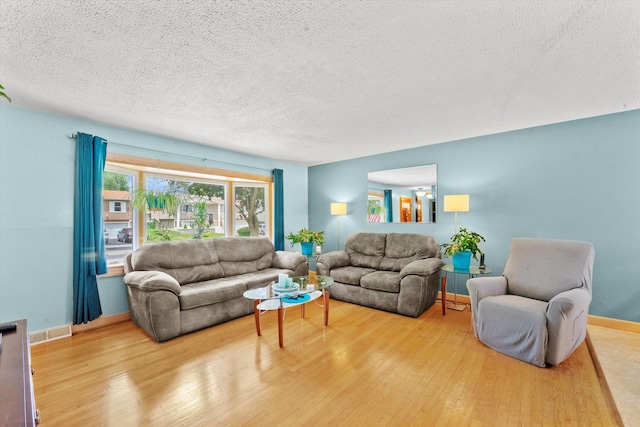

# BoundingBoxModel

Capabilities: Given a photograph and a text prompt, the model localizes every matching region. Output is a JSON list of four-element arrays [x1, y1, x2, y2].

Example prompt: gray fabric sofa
[[466, 238, 594, 367], [123, 237, 307, 342], [316, 233, 443, 317]]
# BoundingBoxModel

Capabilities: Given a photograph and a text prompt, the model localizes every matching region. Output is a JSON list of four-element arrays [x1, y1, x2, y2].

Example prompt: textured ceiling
[[1, 1, 638, 166]]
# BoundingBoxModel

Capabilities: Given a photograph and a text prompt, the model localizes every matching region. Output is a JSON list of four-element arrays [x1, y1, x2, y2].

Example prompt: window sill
[[99, 265, 124, 278]]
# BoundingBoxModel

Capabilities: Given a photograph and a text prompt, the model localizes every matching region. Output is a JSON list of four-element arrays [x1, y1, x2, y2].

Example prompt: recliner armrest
[[466, 276, 507, 301], [400, 258, 444, 278], [547, 288, 592, 315], [123, 271, 181, 295], [546, 288, 592, 365], [466, 276, 507, 333]]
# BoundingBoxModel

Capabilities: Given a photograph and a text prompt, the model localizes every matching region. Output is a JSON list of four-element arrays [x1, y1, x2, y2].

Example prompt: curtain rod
[[68, 133, 273, 174]]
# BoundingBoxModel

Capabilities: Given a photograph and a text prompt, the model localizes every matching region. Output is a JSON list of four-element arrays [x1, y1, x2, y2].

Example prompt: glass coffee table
[[243, 275, 333, 347]]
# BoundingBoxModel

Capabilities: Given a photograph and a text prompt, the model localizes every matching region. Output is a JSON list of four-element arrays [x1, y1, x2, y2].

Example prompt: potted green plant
[[132, 188, 182, 216], [131, 188, 183, 241], [0, 84, 10, 102], [443, 227, 485, 269], [367, 199, 385, 222], [285, 228, 325, 256]]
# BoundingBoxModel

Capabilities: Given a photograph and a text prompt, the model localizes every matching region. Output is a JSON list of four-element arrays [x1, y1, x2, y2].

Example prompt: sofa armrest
[[272, 250, 306, 272], [545, 288, 592, 365], [123, 270, 181, 295], [123, 252, 134, 275], [400, 258, 444, 278], [316, 251, 350, 275]]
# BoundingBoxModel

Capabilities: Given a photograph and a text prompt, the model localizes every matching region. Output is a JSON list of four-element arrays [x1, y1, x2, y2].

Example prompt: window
[[102, 169, 136, 267], [102, 153, 273, 271], [233, 183, 268, 237], [367, 192, 386, 223], [145, 175, 226, 241]]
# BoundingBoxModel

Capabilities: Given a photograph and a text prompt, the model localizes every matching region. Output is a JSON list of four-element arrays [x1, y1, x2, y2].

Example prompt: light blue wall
[[309, 110, 640, 323], [2, 106, 637, 329], [0, 105, 308, 332]]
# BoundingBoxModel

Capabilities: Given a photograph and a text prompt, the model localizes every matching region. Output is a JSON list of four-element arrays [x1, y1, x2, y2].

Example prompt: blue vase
[[452, 251, 472, 270], [301, 242, 313, 256]]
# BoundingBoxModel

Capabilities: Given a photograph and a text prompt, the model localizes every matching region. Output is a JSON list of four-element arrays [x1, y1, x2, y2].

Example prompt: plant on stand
[[367, 199, 385, 222], [443, 227, 485, 270], [285, 228, 325, 256], [0, 84, 11, 102]]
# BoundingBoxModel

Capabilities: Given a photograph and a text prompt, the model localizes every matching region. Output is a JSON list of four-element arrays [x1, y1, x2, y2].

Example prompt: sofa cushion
[[241, 268, 295, 289], [360, 271, 401, 293], [214, 237, 276, 276], [379, 233, 440, 272], [330, 266, 376, 286], [178, 268, 297, 310], [179, 277, 248, 310], [345, 233, 386, 269], [131, 240, 224, 285]]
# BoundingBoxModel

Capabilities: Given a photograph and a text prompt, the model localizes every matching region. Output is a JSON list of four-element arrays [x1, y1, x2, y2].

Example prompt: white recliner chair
[[466, 238, 594, 367]]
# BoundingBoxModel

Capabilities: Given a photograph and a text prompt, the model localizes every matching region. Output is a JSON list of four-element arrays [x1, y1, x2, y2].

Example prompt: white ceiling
[[1, 1, 638, 166]]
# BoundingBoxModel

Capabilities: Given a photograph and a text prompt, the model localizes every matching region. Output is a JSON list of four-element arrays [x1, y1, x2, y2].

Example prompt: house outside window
[[109, 201, 127, 212], [103, 170, 136, 267]]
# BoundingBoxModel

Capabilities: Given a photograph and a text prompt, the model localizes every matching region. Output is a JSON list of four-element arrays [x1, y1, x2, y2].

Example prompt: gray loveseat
[[123, 237, 307, 342], [316, 233, 443, 317]]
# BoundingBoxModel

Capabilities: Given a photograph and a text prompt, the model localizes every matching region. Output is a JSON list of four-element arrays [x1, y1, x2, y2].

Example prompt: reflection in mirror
[[367, 164, 437, 223]]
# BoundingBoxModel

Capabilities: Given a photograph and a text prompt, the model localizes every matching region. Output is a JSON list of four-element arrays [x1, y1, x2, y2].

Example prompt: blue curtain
[[384, 190, 393, 223], [73, 133, 107, 324], [273, 169, 284, 250]]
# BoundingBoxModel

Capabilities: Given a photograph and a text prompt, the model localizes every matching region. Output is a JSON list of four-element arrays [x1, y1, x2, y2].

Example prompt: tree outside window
[[234, 185, 266, 237]]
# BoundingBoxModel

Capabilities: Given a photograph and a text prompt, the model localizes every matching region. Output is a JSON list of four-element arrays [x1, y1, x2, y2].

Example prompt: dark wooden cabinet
[[0, 319, 39, 426]]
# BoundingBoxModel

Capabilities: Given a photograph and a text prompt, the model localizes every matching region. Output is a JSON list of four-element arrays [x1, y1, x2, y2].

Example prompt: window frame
[[101, 153, 274, 276]]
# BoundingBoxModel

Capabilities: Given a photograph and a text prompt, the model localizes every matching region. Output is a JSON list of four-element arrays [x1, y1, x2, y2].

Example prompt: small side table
[[304, 254, 318, 273], [440, 265, 492, 314]]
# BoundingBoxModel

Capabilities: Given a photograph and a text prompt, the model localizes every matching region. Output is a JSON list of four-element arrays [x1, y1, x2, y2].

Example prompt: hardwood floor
[[587, 325, 640, 427], [31, 300, 618, 426]]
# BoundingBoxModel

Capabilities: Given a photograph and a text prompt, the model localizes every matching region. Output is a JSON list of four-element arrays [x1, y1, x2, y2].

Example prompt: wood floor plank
[[30, 300, 617, 426]]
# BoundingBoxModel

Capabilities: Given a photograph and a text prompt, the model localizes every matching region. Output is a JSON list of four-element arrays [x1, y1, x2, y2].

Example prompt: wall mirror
[[367, 164, 437, 223]]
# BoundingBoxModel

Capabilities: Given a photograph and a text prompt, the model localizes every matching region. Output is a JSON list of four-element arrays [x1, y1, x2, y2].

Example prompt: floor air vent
[[30, 324, 72, 345]]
